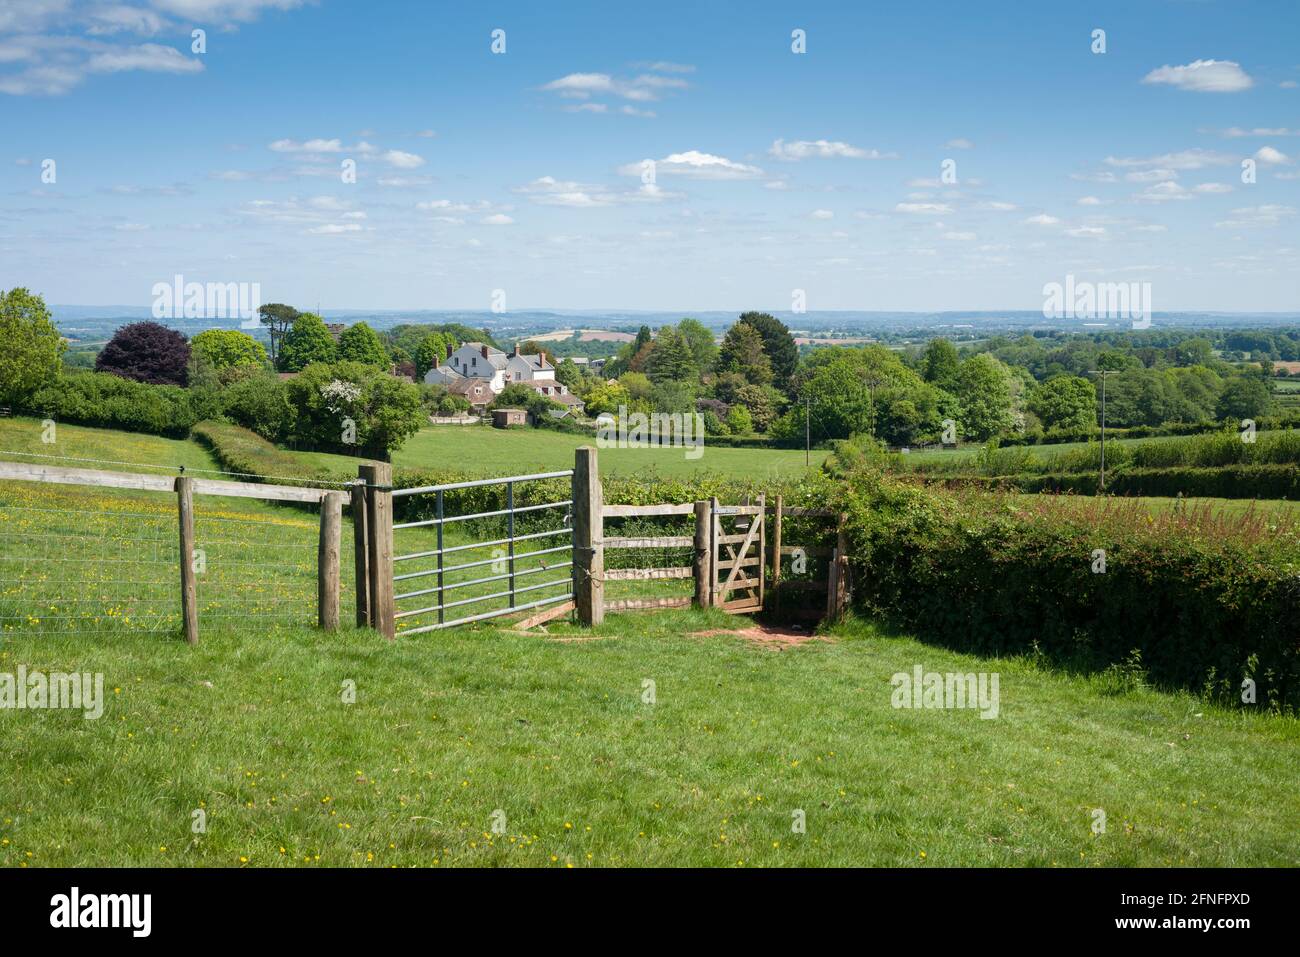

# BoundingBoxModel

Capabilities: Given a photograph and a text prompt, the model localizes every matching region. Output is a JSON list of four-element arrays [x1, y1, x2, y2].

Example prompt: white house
[[505, 350, 555, 385], [445, 342, 508, 392]]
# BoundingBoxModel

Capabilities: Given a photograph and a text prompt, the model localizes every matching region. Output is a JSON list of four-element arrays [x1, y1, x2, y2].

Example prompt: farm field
[[394, 424, 829, 480], [2, 613, 1296, 867], [898, 431, 1232, 468], [1016, 492, 1300, 518]]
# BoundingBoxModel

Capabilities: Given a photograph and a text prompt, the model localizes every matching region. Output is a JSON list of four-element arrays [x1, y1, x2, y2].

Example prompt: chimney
[[445, 344, 453, 359], [481, 344, 489, 359], [431, 355, 438, 369]]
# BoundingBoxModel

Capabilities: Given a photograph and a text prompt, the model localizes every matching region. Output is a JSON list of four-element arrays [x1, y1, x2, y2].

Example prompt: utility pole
[[1087, 369, 1118, 491], [804, 395, 811, 467]]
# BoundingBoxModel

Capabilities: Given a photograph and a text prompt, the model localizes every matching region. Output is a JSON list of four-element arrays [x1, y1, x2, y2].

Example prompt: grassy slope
[[2, 418, 1298, 867], [1, 614, 1295, 867], [394, 424, 829, 480]]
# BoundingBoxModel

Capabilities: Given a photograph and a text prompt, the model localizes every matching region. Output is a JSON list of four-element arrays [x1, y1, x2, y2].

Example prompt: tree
[[736, 312, 798, 391], [1026, 375, 1096, 432], [582, 382, 630, 417], [1216, 376, 1273, 421], [954, 354, 1015, 440], [922, 338, 960, 391], [277, 312, 337, 372], [726, 404, 754, 434], [283, 361, 424, 459], [0, 287, 64, 406], [555, 357, 583, 391], [337, 321, 388, 367], [415, 332, 451, 378], [677, 317, 719, 372], [257, 303, 300, 364], [734, 383, 780, 432], [96, 320, 190, 385], [717, 322, 773, 385], [645, 326, 697, 383], [190, 329, 267, 371]]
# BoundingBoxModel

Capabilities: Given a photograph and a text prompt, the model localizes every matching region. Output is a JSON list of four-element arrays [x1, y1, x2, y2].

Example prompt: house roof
[[447, 377, 494, 399], [510, 351, 551, 370]]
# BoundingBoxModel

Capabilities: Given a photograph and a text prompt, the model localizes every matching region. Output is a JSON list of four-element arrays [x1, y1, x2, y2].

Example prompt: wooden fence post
[[693, 500, 711, 608], [771, 495, 783, 616], [709, 497, 719, 607], [360, 463, 395, 639], [175, 476, 199, 645], [351, 478, 369, 628], [827, 512, 849, 621], [573, 447, 603, 626], [318, 491, 344, 631]]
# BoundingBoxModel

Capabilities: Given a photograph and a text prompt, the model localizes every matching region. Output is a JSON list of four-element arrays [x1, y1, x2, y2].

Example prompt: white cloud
[[1066, 226, 1106, 237], [895, 202, 951, 214], [1125, 168, 1177, 183], [1105, 149, 1235, 170], [1077, 196, 1104, 206], [945, 138, 974, 150], [976, 200, 1018, 211], [1215, 204, 1295, 228], [1218, 126, 1298, 138], [1254, 146, 1292, 165], [1023, 213, 1060, 225], [809, 208, 834, 220], [564, 102, 607, 113], [540, 69, 688, 107], [619, 150, 762, 180], [1142, 59, 1254, 93], [307, 223, 363, 235], [1193, 182, 1234, 194], [515, 175, 680, 207], [481, 213, 514, 225], [382, 149, 425, 169], [941, 231, 976, 241], [270, 138, 344, 153], [1135, 181, 1192, 203], [769, 138, 896, 161]]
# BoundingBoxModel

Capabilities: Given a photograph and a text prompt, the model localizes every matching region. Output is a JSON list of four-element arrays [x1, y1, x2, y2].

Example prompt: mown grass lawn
[[2, 612, 1295, 868]]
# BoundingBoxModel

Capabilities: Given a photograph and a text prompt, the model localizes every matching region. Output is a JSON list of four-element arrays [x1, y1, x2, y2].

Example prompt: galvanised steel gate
[[389, 469, 575, 634]]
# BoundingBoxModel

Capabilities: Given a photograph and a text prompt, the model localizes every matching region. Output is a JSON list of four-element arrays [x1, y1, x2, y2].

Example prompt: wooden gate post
[[573, 447, 604, 626], [709, 496, 720, 607], [175, 476, 199, 645], [318, 491, 344, 631], [351, 478, 370, 627], [693, 500, 711, 608], [771, 495, 783, 616], [827, 512, 849, 621], [359, 463, 395, 639]]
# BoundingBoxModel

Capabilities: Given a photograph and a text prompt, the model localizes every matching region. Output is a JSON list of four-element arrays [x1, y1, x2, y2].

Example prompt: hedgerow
[[837, 472, 1300, 710]]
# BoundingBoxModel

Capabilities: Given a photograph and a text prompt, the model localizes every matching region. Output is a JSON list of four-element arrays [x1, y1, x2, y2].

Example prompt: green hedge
[[928, 464, 1300, 499], [841, 476, 1300, 710], [20, 371, 219, 438]]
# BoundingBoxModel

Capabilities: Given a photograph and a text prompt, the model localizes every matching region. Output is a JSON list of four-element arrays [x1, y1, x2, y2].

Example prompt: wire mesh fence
[[0, 477, 349, 640]]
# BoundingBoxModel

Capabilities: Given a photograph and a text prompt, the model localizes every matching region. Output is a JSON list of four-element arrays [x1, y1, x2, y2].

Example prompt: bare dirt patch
[[689, 625, 831, 649]]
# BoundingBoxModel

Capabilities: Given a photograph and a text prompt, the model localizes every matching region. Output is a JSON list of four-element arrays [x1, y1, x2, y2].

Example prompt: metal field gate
[[388, 469, 576, 634], [710, 496, 766, 613]]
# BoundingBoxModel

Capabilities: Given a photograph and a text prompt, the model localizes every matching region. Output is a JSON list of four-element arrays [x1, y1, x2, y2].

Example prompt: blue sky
[[2, 0, 1298, 313]]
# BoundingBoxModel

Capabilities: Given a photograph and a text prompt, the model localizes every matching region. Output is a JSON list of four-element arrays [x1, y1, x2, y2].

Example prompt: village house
[[423, 341, 583, 414]]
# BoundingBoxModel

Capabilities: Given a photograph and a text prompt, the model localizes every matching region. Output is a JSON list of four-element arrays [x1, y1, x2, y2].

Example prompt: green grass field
[[2, 418, 1298, 868], [2, 614, 1296, 867], [899, 432, 1213, 468], [394, 424, 828, 480]]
